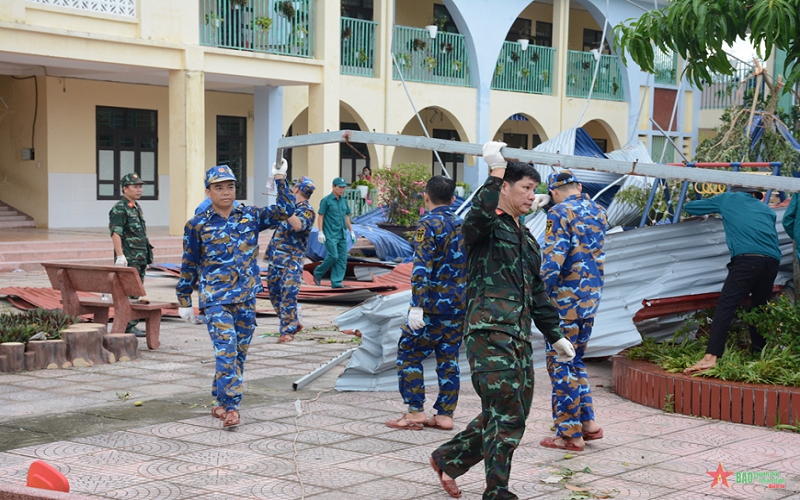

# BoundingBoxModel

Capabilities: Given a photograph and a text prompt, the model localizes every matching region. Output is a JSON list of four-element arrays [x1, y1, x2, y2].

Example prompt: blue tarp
[[306, 225, 413, 262], [572, 128, 618, 207]]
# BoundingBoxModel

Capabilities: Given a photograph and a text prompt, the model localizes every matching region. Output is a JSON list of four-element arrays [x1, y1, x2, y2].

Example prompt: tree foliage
[[612, 0, 800, 90]]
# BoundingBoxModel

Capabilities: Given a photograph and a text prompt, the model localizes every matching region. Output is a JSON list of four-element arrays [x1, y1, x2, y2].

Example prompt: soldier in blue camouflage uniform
[[109, 172, 153, 337], [430, 142, 575, 500], [539, 170, 608, 453], [176, 162, 293, 428], [386, 176, 466, 432], [265, 176, 316, 344]]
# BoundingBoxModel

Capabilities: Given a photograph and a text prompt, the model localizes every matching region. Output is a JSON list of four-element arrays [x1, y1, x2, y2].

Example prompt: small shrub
[[0, 308, 82, 343], [373, 163, 429, 227]]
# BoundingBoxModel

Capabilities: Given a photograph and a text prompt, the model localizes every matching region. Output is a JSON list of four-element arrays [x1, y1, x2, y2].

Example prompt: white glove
[[552, 338, 576, 363], [407, 307, 425, 330], [532, 194, 551, 211], [115, 255, 127, 267], [482, 141, 508, 170], [317, 232, 326, 244], [350, 231, 356, 243], [178, 307, 196, 324], [271, 159, 288, 176]]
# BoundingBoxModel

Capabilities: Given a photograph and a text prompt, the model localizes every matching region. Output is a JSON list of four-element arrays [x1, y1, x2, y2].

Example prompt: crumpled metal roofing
[[604, 142, 656, 227], [334, 208, 794, 391], [306, 225, 413, 262]]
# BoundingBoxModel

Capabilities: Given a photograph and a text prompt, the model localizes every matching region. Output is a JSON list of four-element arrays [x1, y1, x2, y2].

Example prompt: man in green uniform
[[313, 177, 356, 288], [430, 142, 575, 500], [109, 173, 153, 337]]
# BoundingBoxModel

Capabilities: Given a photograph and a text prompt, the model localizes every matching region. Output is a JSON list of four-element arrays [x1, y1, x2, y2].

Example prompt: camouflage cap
[[120, 173, 145, 187], [205, 165, 237, 187], [547, 169, 581, 191], [295, 176, 316, 197]]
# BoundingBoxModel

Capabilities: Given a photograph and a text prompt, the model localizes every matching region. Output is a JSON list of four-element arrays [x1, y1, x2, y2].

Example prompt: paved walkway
[[0, 270, 798, 499]]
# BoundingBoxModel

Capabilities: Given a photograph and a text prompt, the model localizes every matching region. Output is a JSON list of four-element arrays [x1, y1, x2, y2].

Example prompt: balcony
[[654, 49, 678, 85], [700, 64, 761, 109], [392, 26, 470, 87], [341, 17, 378, 77], [491, 42, 554, 95], [566, 51, 623, 101], [199, 0, 315, 58]]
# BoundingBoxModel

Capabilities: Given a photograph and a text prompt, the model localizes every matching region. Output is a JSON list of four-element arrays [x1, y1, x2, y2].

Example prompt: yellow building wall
[[568, 10, 602, 51], [0, 75, 48, 226]]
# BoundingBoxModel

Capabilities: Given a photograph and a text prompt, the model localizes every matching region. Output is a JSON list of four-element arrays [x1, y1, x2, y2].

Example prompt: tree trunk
[[0, 342, 25, 373], [26, 340, 70, 370], [103, 334, 140, 362], [62, 324, 113, 367]]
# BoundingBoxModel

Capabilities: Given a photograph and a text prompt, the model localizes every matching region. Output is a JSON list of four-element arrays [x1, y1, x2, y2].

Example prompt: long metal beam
[[276, 130, 800, 192]]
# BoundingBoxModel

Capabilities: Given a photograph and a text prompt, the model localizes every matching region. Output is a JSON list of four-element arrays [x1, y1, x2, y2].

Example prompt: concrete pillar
[[307, 0, 340, 206], [553, 0, 570, 131], [168, 55, 205, 235], [254, 85, 284, 208]]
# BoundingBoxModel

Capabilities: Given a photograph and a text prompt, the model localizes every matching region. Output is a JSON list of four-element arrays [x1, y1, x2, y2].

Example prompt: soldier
[[265, 176, 316, 344], [109, 172, 153, 337], [313, 177, 356, 288], [175, 162, 294, 428], [430, 142, 575, 500], [386, 176, 467, 432], [539, 170, 608, 452]]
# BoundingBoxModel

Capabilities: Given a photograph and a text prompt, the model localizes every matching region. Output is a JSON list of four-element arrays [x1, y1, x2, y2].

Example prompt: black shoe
[[130, 327, 146, 338], [313, 275, 321, 286]]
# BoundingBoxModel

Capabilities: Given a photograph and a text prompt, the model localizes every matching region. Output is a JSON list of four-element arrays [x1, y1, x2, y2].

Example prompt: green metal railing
[[654, 49, 678, 85], [200, 0, 315, 58], [392, 26, 470, 87], [565, 51, 623, 101], [343, 188, 368, 217], [341, 17, 377, 77], [491, 42, 554, 95], [700, 64, 761, 109]]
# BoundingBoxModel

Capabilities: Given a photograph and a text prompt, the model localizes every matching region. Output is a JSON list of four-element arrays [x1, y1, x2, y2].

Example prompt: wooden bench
[[41, 262, 172, 350]]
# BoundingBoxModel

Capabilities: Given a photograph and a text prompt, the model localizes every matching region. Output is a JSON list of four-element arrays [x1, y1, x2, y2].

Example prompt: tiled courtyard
[[0, 270, 799, 499]]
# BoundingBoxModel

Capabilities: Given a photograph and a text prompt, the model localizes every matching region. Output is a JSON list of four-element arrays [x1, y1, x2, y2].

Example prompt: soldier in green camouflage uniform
[[430, 142, 575, 500], [109, 172, 153, 336]]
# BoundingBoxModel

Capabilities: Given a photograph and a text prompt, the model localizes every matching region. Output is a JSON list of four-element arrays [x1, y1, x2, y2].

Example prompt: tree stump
[[103, 334, 139, 362], [26, 340, 70, 370], [0, 342, 25, 373], [62, 324, 113, 367]]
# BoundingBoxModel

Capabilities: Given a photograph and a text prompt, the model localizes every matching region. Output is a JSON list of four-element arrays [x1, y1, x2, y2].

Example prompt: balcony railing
[[566, 51, 623, 101], [29, 0, 136, 17], [700, 64, 761, 109], [392, 26, 470, 87], [491, 42, 554, 95], [654, 49, 678, 85], [200, 0, 315, 58], [341, 17, 378, 77]]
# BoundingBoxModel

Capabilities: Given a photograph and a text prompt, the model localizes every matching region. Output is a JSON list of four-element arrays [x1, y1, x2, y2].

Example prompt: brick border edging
[[0, 484, 95, 500], [612, 355, 800, 427]]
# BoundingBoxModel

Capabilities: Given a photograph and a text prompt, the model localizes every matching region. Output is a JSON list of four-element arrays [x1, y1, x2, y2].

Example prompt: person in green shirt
[[313, 177, 356, 288], [783, 193, 800, 264], [683, 186, 781, 375]]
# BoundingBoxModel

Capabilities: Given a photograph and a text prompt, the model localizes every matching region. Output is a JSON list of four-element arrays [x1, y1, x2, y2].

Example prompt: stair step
[[0, 220, 36, 229], [0, 215, 31, 221]]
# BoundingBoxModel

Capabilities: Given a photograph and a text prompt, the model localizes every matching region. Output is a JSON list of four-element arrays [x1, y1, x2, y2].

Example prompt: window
[[342, 0, 373, 20], [433, 4, 459, 34], [535, 22, 552, 47], [340, 122, 370, 183], [432, 129, 463, 182], [96, 106, 158, 200], [503, 133, 528, 150], [506, 17, 531, 42], [593, 138, 608, 153], [216, 116, 247, 199], [583, 28, 609, 53]]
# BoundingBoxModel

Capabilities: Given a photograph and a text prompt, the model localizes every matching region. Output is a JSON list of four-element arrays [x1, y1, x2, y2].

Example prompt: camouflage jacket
[[410, 206, 466, 316], [265, 200, 316, 271], [462, 176, 562, 344], [542, 193, 608, 321], [109, 198, 152, 265], [176, 178, 294, 308]]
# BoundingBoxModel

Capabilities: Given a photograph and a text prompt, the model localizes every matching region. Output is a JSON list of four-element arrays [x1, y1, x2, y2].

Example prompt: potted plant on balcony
[[425, 13, 448, 39], [520, 67, 531, 78], [276, 0, 295, 19], [231, 0, 248, 7], [342, 25, 352, 41], [350, 178, 374, 199], [455, 181, 470, 198], [516, 26, 533, 51], [412, 38, 427, 51], [373, 163, 429, 240], [424, 56, 438, 71], [205, 11, 224, 28], [252, 16, 273, 32]]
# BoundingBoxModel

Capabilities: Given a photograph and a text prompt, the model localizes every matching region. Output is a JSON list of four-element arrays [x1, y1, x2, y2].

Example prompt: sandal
[[222, 410, 240, 428], [429, 456, 461, 498], [211, 405, 226, 419], [583, 428, 603, 440], [423, 415, 454, 431], [385, 414, 424, 430], [277, 334, 294, 344], [539, 436, 584, 452]]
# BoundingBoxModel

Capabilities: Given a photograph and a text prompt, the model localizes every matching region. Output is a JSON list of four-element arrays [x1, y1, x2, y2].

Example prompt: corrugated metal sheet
[[334, 208, 794, 391], [605, 142, 656, 227]]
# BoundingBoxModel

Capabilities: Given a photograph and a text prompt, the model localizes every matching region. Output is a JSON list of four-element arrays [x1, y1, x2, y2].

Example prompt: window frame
[[216, 115, 248, 200]]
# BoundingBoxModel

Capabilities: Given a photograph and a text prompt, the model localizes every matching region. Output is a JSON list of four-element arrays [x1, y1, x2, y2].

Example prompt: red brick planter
[[612, 355, 800, 427]]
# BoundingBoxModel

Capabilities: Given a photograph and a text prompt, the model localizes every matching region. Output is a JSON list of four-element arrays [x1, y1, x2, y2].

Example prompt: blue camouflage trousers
[[396, 313, 463, 416], [432, 330, 533, 500], [203, 298, 257, 411], [545, 317, 595, 438], [266, 263, 302, 336]]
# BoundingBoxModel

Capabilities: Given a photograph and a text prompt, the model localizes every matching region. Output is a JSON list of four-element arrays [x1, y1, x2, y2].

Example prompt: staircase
[[0, 235, 184, 273], [0, 201, 35, 229]]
